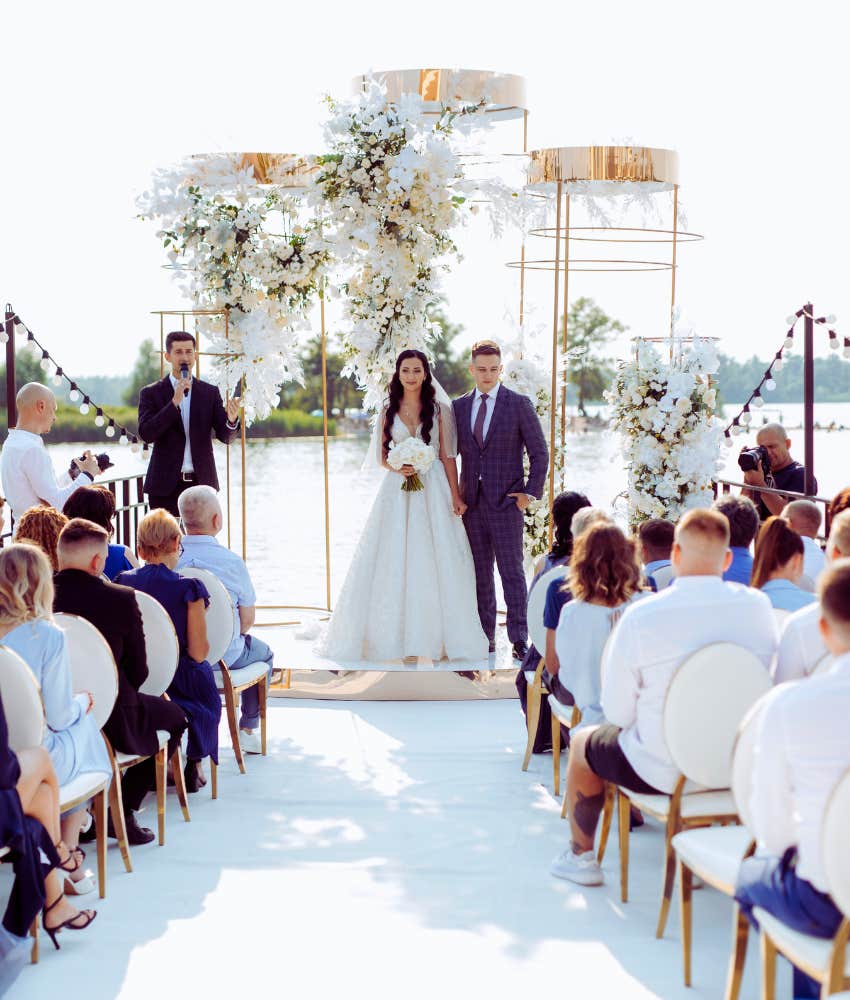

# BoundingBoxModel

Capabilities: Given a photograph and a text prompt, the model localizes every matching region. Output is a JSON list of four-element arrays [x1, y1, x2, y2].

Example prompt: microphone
[[180, 362, 190, 396]]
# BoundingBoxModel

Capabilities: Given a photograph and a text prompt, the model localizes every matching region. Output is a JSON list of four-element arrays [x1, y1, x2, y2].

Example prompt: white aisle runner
[[10, 700, 772, 1000]]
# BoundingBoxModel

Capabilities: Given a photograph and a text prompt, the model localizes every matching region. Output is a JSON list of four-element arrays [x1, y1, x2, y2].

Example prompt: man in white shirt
[[775, 510, 850, 683], [735, 559, 850, 999], [0, 383, 100, 522], [784, 498, 827, 590], [551, 508, 777, 886]]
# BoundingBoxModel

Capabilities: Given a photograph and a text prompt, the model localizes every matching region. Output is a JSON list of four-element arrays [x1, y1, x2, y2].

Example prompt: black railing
[[714, 477, 833, 537]]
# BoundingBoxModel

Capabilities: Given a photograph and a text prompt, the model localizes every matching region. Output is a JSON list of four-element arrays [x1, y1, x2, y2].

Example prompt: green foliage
[[123, 339, 161, 406], [0, 349, 46, 406], [426, 305, 473, 397], [716, 352, 850, 404], [279, 334, 364, 416], [562, 297, 625, 414]]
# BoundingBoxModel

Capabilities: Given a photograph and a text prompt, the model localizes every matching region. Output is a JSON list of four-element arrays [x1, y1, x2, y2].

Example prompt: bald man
[[742, 422, 816, 519], [0, 382, 101, 522]]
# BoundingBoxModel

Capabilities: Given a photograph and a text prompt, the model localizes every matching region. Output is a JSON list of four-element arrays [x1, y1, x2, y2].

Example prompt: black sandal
[[42, 896, 97, 950], [55, 842, 83, 874]]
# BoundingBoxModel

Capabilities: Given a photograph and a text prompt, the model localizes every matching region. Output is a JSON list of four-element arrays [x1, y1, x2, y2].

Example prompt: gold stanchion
[[320, 283, 331, 611], [559, 194, 571, 474], [669, 183, 679, 358], [548, 181, 562, 547]]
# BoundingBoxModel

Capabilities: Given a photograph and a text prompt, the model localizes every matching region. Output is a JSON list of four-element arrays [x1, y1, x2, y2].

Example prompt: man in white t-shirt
[[775, 510, 850, 683], [784, 498, 827, 590], [735, 559, 850, 999], [0, 383, 100, 522], [551, 508, 777, 886]]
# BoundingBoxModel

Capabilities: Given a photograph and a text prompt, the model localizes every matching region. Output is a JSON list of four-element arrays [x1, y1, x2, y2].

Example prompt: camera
[[68, 452, 114, 480], [737, 444, 771, 475]]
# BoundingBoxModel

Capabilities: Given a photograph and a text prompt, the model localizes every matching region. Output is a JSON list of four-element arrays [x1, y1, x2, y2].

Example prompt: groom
[[453, 340, 548, 660]]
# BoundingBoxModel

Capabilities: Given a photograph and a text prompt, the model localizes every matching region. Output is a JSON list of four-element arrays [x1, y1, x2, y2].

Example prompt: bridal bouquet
[[387, 438, 436, 492]]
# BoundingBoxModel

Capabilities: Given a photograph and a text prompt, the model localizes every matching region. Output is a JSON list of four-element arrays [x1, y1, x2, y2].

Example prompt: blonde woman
[[0, 544, 110, 894], [117, 509, 220, 792]]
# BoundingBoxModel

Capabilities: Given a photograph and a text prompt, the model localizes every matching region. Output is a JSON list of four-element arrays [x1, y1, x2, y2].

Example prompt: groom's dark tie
[[473, 393, 488, 449]]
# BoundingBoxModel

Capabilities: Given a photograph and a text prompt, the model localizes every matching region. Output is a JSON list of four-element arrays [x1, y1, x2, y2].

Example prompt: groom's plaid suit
[[453, 385, 548, 645]]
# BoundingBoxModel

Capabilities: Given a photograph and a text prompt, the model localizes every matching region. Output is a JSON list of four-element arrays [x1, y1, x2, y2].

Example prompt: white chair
[[179, 567, 268, 774], [597, 642, 772, 939], [521, 565, 568, 772], [755, 768, 850, 999], [773, 607, 792, 626], [812, 653, 838, 677]]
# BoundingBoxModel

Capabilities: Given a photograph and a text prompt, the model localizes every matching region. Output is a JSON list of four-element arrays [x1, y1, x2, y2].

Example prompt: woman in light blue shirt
[[752, 516, 817, 613], [0, 544, 111, 894]]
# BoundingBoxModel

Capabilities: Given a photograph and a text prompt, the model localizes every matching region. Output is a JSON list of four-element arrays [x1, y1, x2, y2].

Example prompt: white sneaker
[[550, 847, 604, 886], [239, 730, 262, 755]]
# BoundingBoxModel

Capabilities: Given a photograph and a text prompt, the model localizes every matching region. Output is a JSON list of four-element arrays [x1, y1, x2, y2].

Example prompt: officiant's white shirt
[[470, 383, 500, 440]]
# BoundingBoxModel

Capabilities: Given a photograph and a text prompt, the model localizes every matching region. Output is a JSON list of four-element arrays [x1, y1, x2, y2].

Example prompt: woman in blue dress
[[117, 509, 220, 792], [0, 544, 110, 895], [62, 484, 139, 580]]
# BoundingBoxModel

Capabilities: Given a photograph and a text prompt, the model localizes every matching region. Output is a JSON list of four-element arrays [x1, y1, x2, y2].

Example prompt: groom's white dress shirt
[[0, 428, 92, 522], [470, 383, 500, 440]]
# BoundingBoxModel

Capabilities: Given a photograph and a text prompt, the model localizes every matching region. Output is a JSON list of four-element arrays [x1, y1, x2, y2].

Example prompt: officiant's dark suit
[[453, 383, 548, 649], [138, 375, 238, 516]]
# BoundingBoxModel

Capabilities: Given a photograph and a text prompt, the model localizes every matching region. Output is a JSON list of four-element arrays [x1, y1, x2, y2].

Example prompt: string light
[[79, 402, 90, 415], [105, 421, 116, 438], [94, 409, 105, 427]]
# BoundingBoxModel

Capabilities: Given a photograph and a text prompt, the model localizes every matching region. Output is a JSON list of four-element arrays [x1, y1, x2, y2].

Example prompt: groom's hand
[[508, 492, 533, 512]]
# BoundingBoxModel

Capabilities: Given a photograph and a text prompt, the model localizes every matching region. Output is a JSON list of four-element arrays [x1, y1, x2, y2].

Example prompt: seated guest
[[637, 518, 675, 591], [62, 485, 139, 580], [0, 544, 110, 893], [735, 559, 850, 999], [751, 516, 816, 612], [551, 509, 776, 885], [53, 519, 187, 845], [117, 510, 221, 793], [516, 491, 591, 753], [177, 486, 274, 754], [13, 504, 68, 571], [784, 498, 826, 590], [0, 693, 96, 951], [713, 494, 759, 584], [553, 523, 646, 727], [775, 510, 850, 682], [829, 487, 850, 520]]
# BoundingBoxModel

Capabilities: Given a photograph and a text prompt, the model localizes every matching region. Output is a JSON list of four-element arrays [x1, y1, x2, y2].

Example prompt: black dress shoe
[[512, 641, 528, 661], [119, 811, 155, 846], [184, 760, 202, 794]]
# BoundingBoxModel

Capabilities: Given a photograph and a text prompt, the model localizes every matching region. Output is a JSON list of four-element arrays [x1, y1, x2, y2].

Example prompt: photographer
[[0, 383, 101, 523], [740, 422, 816, 519]]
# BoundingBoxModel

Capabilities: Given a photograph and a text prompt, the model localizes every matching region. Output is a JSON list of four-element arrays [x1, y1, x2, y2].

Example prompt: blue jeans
[[735, 849, 843, 999], [227, 634, 274, 730]]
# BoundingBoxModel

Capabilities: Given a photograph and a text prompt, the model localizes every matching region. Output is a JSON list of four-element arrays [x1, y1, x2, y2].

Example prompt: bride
[[319, 349, 489, 662]]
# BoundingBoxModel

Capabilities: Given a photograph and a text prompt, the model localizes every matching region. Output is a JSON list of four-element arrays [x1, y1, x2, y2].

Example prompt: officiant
[[138, 331, 240, 516]]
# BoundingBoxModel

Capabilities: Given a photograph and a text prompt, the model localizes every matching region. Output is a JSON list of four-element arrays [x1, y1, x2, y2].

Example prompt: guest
[[735, 559, 850, 999], [829, 487, 850, 520], [53, 519, 187, 844], [751, 516, 816, 612], [551, 509, 776, 885], [0, 544, 110, 893], [775, 510, 850, 682], [515, 491, 591, 753], [13, 504, 68, 570], [0, 383, 101, 523], [783, 498, 826, 591], [116, 509, 220, 792], [0, 694, 96, 950], [177, 486, 273, 754], [742, 422, 816, 519], [637, 519, 675, 591], [62, 484, 139, 580], [713, 494, 759, 584], [553, 523, 646, 728]]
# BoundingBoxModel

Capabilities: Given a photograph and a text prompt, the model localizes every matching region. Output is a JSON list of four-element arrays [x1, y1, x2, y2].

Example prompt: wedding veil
[[363, 375, 457, 471]]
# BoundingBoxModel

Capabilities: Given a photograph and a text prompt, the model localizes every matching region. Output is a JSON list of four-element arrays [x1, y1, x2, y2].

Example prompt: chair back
[[54, 614, 119, 730], [134, 592, 179, 696], [177, 567, 234, 664], [0, 647, 44, 750], [773, 607, 792, 626], [811, 653, 837, 677], [822, 769, 850, 918], [528, 565, 569, 654], [731, 684, 790, 832], [663, 642, 772, 790]]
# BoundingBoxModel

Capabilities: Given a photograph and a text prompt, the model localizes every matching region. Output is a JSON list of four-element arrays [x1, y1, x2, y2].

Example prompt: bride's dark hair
[[383, 350, 437, 457]]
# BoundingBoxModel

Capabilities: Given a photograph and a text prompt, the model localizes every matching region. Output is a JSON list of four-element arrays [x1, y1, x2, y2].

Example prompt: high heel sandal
[[55, 842, 83, 874], [42, 896, 97, 950]]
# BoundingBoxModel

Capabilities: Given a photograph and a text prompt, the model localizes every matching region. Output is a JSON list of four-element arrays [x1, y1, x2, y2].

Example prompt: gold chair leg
[[94, 787, 107, 899], [171, 747, 191, 823], [108, 762, 132, 873], [656, 818, 679, 938], [29, 916, 38, 964], [522, 664, 543, 771], [551, 712, 561, 798], [724, 905, 750, 1000], [221, 665, 246, 774], [259, 677, 268, 756], [284, 668, 292, 689], [211, 759, 218, 800], [155, 748, 167, 846], [597, 784, 614, 863], [679, 859, 693, 986], [760, 931, 777, 1000], [617, 789, 630, 903]]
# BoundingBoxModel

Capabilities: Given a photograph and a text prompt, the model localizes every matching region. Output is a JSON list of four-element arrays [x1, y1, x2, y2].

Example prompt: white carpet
[[8, 700, 780, 1000]]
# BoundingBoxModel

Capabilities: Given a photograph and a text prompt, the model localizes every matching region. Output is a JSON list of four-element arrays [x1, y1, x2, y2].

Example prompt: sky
[[2, 1, 848, 381]]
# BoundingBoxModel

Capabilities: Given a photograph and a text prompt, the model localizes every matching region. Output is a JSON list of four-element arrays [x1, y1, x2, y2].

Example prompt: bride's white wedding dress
[[318, 406, 489, 662]]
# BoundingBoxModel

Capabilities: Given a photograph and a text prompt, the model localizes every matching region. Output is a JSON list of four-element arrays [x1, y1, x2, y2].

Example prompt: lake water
[[45, 401, 850, 607]]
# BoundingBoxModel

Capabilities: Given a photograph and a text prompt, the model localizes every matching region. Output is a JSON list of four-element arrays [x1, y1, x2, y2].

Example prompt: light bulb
[[51, 373, 62, 386], [39, 357, 51, 370], [773, 359, 784, 374], [105, 425, 116, 438], [765, 378, 776, 391], [79, 403, 90, 415], [785, 315, 797, 325], [784, 337, 794, 350], [829, 337, 839, 350], [69, 389, 80, 402], [844, 347, 850, 359], [119, 434, 128, 446], [753, 395, 764, 408], [94, 415, 105, 427], [740, 410, 752, 425], [731, 424, 742, 436], [724, 435, 734, 448], [0, 332, 7, 344], [130, 442, 141, 454], [826, 314, 837, 324]]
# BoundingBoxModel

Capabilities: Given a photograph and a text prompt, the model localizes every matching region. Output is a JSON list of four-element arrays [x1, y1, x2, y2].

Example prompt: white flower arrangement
[[138, 154, 330, 422], [604, 338, 722, 526], [387, 436, 437, 492]]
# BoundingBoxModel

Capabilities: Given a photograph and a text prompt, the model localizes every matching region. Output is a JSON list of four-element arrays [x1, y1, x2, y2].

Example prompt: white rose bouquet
[[387, 437, 436, 492]]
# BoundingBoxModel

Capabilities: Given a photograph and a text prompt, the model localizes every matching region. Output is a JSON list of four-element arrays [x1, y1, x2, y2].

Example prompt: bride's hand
[[452, 496, 467, 517], [398, 464, 416, 478]]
